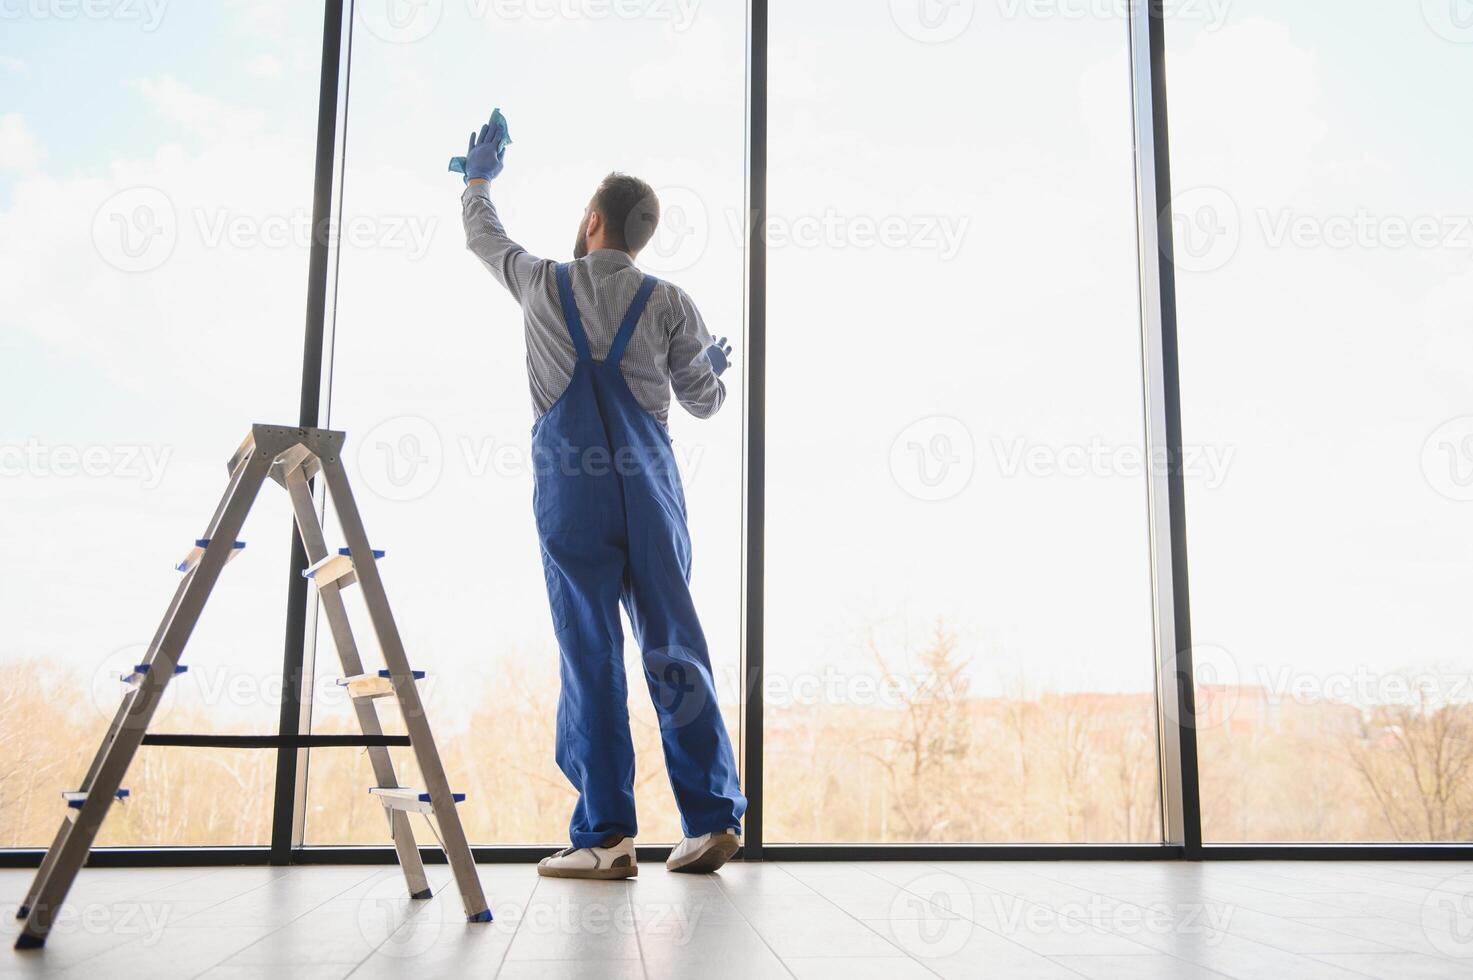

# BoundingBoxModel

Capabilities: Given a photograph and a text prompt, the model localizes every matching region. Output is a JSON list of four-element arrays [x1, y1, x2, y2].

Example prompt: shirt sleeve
[[666, 284, 726, 420], [461, 182, 550, 305]]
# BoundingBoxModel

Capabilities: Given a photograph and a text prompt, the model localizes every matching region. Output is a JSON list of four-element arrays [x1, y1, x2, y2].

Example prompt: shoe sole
[[666, 833, 740, 874], [537, 861, 637, 880]]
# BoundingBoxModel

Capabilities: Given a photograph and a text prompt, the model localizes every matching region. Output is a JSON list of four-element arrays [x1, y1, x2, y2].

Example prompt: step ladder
[[14, 424, 491, 949]]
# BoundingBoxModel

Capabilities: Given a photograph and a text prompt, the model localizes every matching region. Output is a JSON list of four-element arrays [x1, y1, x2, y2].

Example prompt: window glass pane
[[0, 5, 322, 847], [1168, 4, 1473, 842], [766, 3, 1160, 842], [306, 3, 745, 845]]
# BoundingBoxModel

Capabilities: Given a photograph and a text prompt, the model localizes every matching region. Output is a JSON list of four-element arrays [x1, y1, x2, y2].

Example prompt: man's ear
[[585, 208, 602, 239]]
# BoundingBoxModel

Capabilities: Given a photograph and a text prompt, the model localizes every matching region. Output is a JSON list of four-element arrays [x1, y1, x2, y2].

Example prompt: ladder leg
[[390, 813, 431, 899], [16, 820, 71, 921], [282, 466, 430, 899], [15, 448, 274, 949], [57, 444, 262, 812], [319, 457, 490, 921], [19, 661, 147, 922]]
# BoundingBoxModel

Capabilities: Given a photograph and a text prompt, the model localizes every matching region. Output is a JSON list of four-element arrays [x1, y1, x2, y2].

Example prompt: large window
[[1168, 4, 1473, 842], [7, 2, 1470, 857], [0, 4, 323, 845], [764, 2, 1161, 843], [302, 1, 747, 845]]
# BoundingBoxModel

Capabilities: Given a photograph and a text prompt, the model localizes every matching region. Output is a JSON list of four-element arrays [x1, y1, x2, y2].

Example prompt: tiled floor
[[4, 859, 1473, 978]]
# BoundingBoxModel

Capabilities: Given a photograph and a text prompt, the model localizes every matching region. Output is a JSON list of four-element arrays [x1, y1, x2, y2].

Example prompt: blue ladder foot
[[468, 908, 493, 923], [410, 888, 432, 900], [15, 904, 28, 919], [14, 933, 44, 950]]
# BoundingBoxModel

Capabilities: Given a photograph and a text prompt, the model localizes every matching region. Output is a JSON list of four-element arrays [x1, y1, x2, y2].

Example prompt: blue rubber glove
[[705, 336, 733, 377], [448, 108, 511, 184]]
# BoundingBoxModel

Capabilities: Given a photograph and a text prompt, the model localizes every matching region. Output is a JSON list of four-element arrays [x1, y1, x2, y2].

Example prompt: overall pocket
[[538, 543, 572, 633]]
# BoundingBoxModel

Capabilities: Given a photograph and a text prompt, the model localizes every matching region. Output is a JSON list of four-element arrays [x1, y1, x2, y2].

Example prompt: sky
[[1166, 1, 1473, 710], [1, 0, 1470, 755]]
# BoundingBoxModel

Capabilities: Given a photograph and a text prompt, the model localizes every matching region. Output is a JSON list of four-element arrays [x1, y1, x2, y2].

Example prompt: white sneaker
[[537, 836, 637, 879], [666, 828, 740, 874]]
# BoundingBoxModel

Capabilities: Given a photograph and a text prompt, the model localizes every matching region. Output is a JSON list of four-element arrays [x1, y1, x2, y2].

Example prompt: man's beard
[[573, 215, 590, 258]]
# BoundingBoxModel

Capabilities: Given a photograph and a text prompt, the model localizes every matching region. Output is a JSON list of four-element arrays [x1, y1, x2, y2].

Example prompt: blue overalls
[[532, 261, 746, 850]]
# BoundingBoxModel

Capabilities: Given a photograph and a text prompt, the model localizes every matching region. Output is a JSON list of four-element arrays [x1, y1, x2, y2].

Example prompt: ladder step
[[302, 548, 386, 589], [62, 789, 128, 821], [302, 553, 354, 587], [369, 787, 465, 814], [175, 538, 245, 573], [335, 669, 426, 700], [120, 664, 188, 685], [339, 547, 387, 559]]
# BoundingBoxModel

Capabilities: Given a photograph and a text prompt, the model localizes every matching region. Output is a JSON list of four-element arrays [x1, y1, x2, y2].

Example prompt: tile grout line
[[763, 862, 922, 966], [0, 866, 230, 976], [926, 862, 1393, 980], [852, 861, 1102, 980], [710, 867, 798, 978], [39, 865, 309, 977], [924, 861, 1211, 980], [818, 863, 952, 979], [185, 866, 385, 978], [490, 868, 538, 979], [343, 868, 456, 977], [1105, 874, 1432, 963], [625, 878, 649, 980], [1295, 948, 1453, 979], [1237, 863, 1473, 936]]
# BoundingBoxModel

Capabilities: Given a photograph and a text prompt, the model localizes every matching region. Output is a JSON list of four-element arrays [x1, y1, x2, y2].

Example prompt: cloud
[[0, 114, 45, 173], [0, 79, 317, 399], [132, 74, 269, 143], [243, 54, 285, 80], [1166, 17, 1327, 201], [226, 0, 294, 38], [1417, 265, 1473, 378], [627, 17, 742, 105], [0, 56, 27, 74]]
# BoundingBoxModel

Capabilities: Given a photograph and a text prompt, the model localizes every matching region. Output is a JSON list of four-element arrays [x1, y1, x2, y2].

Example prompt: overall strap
[[554, 263, 592, 363], [605, 275, 658, 367]]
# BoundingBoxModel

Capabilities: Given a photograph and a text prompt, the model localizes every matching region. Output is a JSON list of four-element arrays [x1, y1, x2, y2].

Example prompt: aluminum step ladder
[[14, 424, 491, 949]]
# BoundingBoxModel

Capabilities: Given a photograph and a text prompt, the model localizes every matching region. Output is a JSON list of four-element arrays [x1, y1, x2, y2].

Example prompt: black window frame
[[4, 0, 1470, 869]]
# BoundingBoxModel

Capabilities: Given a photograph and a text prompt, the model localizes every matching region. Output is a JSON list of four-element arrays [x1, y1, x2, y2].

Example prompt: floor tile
[[4, 861, 1471, 979], [1049, 954, 1236, 979]]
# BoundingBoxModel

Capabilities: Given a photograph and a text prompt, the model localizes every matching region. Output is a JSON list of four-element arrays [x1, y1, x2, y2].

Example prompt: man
[[455, 111, 746, 879]]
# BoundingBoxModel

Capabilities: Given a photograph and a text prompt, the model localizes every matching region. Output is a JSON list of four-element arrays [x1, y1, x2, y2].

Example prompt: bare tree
[[1051, 695, 1099, 840], [1347, 685, 1473, 842], [1111, 716, 1155, 841], [999, 671, 1035, 840], [860, 621, 972, 842]]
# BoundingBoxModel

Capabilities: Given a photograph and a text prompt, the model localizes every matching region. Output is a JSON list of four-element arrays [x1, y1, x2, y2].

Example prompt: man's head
[[573, 172, 660, 259]]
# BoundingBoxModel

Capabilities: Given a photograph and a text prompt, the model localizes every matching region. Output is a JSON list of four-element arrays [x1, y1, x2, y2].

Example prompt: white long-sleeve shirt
[[462, 183, 725, 425]]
